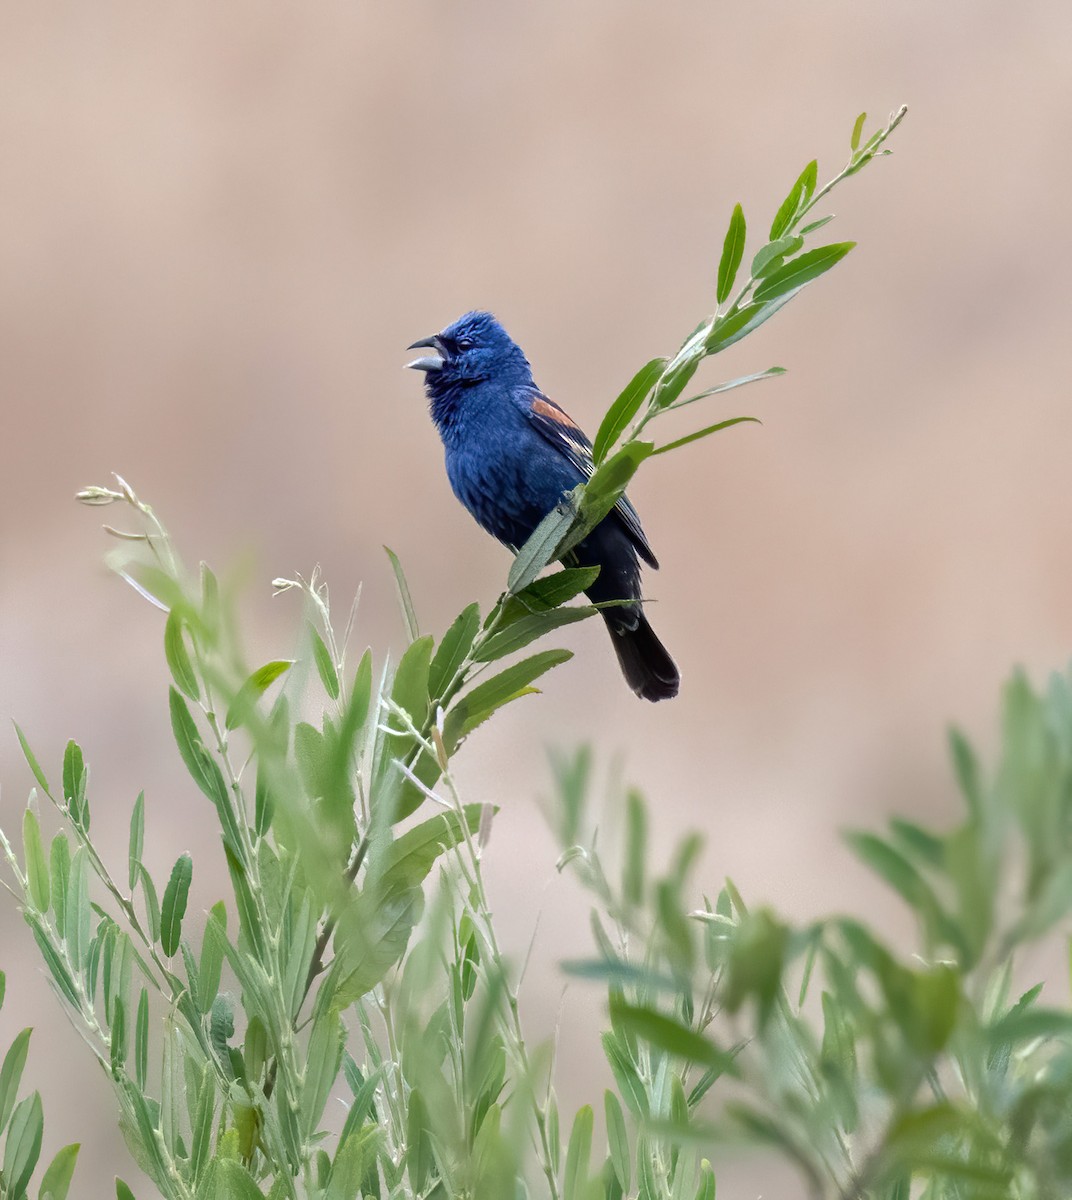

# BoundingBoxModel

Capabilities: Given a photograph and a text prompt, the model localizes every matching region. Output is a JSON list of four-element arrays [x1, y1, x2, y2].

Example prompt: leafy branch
[[508, 105, 908, 596]]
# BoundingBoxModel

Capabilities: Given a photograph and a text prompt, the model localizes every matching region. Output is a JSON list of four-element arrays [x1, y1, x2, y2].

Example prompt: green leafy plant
[[547, 664, 1072, 1199], [14, 109, 1046, 1200]]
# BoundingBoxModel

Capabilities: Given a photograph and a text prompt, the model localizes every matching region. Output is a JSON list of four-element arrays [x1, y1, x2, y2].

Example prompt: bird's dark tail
[[604, 611, 680, 702]]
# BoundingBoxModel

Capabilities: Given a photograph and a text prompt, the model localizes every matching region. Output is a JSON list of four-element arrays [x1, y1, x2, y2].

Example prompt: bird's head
[[406, 311, 532, 396]]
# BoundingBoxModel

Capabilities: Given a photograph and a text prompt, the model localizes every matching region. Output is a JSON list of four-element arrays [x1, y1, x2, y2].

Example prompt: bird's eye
[[456, 337, 474, 351]]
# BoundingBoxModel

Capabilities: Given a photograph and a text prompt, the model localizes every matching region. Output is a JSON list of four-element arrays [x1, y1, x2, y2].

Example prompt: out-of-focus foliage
[[0, 110, 931, 1200]]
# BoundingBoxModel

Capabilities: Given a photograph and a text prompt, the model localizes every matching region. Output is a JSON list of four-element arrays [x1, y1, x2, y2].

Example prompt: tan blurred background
[[1, 1, 1070, 1194]]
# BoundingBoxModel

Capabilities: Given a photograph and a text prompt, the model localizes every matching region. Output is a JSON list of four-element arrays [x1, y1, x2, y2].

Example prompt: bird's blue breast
[[438, 383, 583, 551]]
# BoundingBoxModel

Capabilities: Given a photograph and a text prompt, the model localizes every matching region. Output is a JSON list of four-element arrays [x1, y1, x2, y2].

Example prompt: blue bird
[[408, 311, 679, 701]]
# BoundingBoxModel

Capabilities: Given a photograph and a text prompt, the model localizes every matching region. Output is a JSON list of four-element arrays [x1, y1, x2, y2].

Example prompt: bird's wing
[[525, 391, 658, 568]]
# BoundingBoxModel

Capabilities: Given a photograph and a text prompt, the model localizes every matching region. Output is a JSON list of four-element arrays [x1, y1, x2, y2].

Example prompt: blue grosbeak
[[408, 310, 679, 701]]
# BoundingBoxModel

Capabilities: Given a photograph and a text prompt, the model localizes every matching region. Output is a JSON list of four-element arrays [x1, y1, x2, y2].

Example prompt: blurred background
[[1, 1, 1070, 1194]]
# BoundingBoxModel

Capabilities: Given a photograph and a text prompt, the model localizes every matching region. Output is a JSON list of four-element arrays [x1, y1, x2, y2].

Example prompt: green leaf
[[798, 159, 818, 203], [183, 938, 203, 1012], [163, 608, 199, 702], [651, 355, 701, 412], [160, 853, 192, 957], [592, 357, 668, 466], [380, 637, 435, 821], [560, 958, 679, 993], [198, 902, 227, 1015], [110, 996, 127, 1072], [38, 1141, 79, 1200], [752, 242, 856, 303], [188, 1067, 215, 1185], [168, 689, 241, 855], [323, 915, 397, 1022], [507, 500, 579, 595], [800, 215, 834, 236], [510, 567, 600, 613], [22, 808, 49, 912], [115, 1180, 136, 1200], [724, 908, 787, 1027], [311, 626, 340, 700], [28, 921, 78, 1007], [987, 1006, 1072, 1047], [225, 847, 267, 961], [429, 603, 481, 700], [136, 865, 160, 943], [330, 808, 484, 1009], [384, 806, 485, 891], [604, 1091, 630, 1193], [563, 1105, 593, 1200], [770, 173, 805, 241], [704, 292, 798, 355], [226, 660, 294, 730], [948, 726, 982, 818], [282, 896, 316, 1021], [845, 830, 964, 957], [851, 111, 867, 151], [559, 441, 655, 559], [405, 1088, 435, 1194], [127, 792, 144, 893], [4, 1092, 43, 1199], [202, 1160, 266, 1200], [241, 1017, 267, 1087], [338, 1066, 382, 1148], [601, 1032, 648, 1118], [443, 649, 572, 749], [887, 817, 945, 868], [694, 1161, 716, 1200], [49, 835, 70, 936], [610, 996, 738, 1074], [103, 932, 133, 1034], [384, 546, 419, 640], [65, 847, 90, 970], [391, 635, 434, 729], [664, 367, 786, 414], [13, 723, 51, 799], [751, 234, 804, 278], [62, 741, 87, 830], [302, 1011, 345, 1137], [168, 688, 223, 806], [653, 416, 761, 458], [327, 1125, 380, 1200], [134, 989, 149, 1092], [0, 1029, 32, 1131], [475, 606, 595, 663], [716, 202, 747, 305]]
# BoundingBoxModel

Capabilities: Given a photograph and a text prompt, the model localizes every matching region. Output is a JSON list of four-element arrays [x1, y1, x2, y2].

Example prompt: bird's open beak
[[406, 335, 444, 372]]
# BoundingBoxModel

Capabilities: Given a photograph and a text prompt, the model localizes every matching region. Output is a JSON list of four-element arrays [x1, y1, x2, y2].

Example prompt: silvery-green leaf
[[22, 808, 49, 912], [127, 792, 144, 893], [0, 1028, 32, 1131], [160, 853, 192, 958], [605, 1091, 630, 1193], [563, 1104, 593, 1200], [49, 835, 70, 935], [311, 626, 340, 701], [38, 1140, 80, 1200], [302, 1011, 345, 1137], [384, 546, 419, 641], [164, 608, 199, 702], [13, 723, 51, 800], [3, 1091, 43, 1199], [225, 660, 294, 731]]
